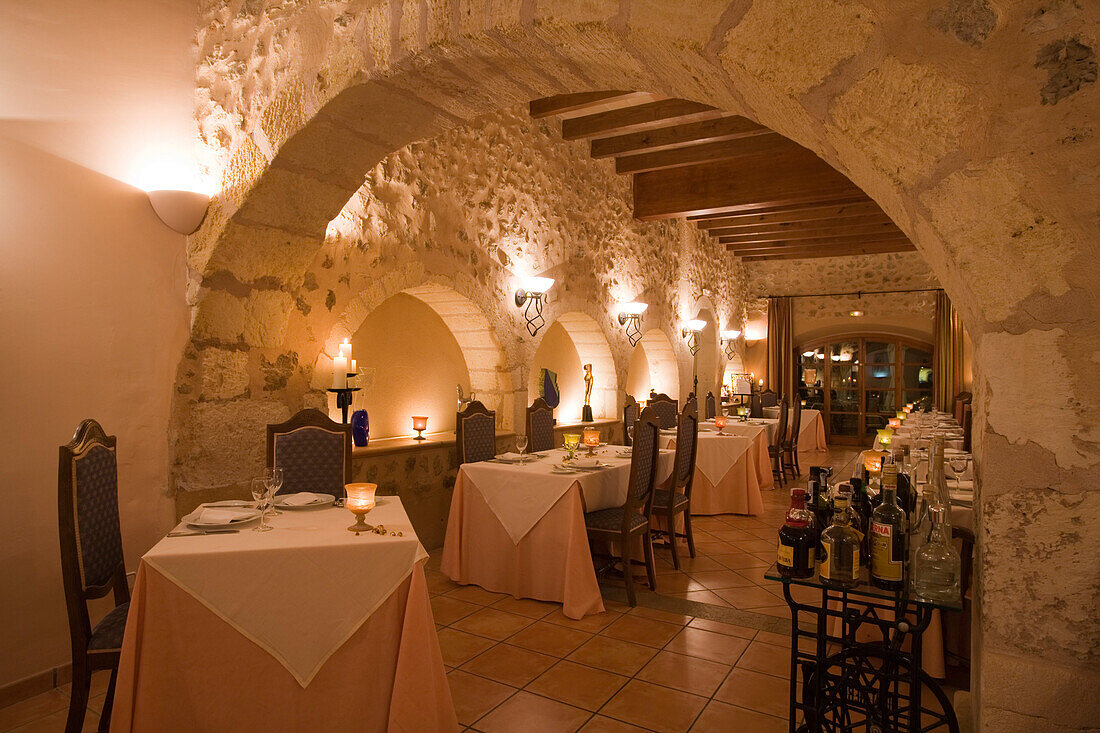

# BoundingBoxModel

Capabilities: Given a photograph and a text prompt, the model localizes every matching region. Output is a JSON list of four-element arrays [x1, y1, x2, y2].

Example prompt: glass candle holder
[[714, 415, 727, 434], [562, 433, 581, 460], [889, 418, 901, 430], [737, 406, 749, 421], [411, 415, 428, 440], [344, 483, 377, 534], [582, 427, 600, 456]]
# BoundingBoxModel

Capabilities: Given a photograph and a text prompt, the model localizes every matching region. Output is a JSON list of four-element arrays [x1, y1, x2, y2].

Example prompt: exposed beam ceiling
[[530, 92, 915, 261]]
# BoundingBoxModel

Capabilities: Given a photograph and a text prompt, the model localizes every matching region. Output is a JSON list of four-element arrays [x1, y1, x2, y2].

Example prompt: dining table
[[110, 496, 458, 732], [761, 406, 829, 451], [663, 420, 773, 516], [441, 446, 675, 619]]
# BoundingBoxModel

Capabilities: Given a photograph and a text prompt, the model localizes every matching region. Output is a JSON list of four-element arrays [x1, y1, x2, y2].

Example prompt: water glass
[[516, 434, 528, 462], [266, 467, 284, 514], [250, 477, 273, 532]]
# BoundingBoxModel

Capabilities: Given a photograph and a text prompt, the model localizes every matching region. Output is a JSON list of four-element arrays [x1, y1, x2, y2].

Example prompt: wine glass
[[250, 477, 273, 532], [266, 467, 284, 515], [626, 425, 634, 446], [516, 434, 528, 463], [948, 455, 970, 492]]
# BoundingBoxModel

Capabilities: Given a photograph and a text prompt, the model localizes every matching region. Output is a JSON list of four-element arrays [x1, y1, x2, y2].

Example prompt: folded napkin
[[573, 457, 600, 468], [279, 492, 328, 506], [496, 452, 525, 461], [192, 507, 255, 524]]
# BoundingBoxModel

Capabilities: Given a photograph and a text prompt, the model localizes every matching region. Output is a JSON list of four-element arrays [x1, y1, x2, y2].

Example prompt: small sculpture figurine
[[582, 363, 594, 423]]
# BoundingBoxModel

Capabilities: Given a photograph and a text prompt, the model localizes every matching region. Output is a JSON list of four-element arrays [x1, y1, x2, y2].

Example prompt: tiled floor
[[0, 447, 860, 733]]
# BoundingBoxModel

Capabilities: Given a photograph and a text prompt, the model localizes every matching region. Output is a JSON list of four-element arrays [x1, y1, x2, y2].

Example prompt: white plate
[[274, 493, 336, 509], [183, 507, 262, 529]]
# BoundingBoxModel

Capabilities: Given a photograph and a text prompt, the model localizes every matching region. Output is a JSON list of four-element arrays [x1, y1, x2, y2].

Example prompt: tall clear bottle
[[908, 487, 940, 590], [913, 505, 961, 603], [819, 494, 861, 588], [929, 435, 954, 536], [870, 464, 907, 591]]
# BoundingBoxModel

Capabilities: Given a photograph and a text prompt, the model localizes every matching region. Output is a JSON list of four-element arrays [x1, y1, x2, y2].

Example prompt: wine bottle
[[819, 494, 861, 588], [870, 464, 907, 591], [777, 487, 816, 579], [848, 476, 873, 565]]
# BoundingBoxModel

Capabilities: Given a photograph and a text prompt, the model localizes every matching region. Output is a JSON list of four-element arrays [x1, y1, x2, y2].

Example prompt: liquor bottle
[[870, 464, 907, 591], [807, 466, 833, 534], [908, 487, 940, 588], [848, 476, 873, 565], [929, 436, 954, 536], [912, 505, 961, 603], [819, 494, 861, 588], [776, 487, 816, 579]]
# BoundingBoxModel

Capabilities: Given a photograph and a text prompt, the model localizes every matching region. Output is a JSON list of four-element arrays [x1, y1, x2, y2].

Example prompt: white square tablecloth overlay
[[143, 496, 427, 687], [665, 428, 754, 486], [459, 448, 676, 544]]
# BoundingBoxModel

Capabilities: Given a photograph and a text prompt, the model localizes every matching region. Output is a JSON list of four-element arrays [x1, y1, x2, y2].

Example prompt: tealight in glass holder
[[714, 415, 728, 434], [562, 433, 581, 461], [344, 483, 377, 534], [582, 427, 600, 456]]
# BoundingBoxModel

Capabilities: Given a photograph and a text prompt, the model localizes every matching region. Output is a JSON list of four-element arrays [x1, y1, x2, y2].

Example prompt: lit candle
[[583, 427, 600, 455], [338, 339, 353, 366], [714, 415, 727, 433], [333, 355, 348, 388], [344, 482, 377, 534], [412, 415, 428, 440]]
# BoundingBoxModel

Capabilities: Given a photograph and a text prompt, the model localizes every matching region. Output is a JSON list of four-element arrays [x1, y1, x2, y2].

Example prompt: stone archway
[[182, 5, 1099, 727], [542, 311, 619, 420], [634, 329, 681, 401]]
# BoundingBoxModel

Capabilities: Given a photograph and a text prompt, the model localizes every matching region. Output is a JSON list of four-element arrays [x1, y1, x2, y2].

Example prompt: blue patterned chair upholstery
[[268, 409, 352, 499], [651, 400, 699, 568], [584, 407, 662, 606], [457, 401, 496, 464], [761, 389, 779, 408], [649, 394, 678, 429], [705, 392, 716, 420], [526, 398, 555, 453], [623, 397, 638, 446], [59, 419, 132, 732], [750, 393, 764, 419]]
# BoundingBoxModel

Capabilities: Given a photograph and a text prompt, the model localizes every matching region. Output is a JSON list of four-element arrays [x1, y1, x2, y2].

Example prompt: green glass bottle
[[870, 464, 907, 591]]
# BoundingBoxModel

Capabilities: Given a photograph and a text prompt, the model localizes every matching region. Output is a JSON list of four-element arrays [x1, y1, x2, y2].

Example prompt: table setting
[[663, 416, 771, 515], [441, 437, 675, 619], [110, 478, 458, 732]]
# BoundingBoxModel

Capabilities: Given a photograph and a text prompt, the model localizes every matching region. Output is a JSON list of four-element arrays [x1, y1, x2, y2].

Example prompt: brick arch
[[179, 7, 1098, 719]]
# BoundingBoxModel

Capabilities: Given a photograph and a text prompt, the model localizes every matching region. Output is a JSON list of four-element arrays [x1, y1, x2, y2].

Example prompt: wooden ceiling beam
[[590, 115, 773, 158], [529, 91, 636, 118], [716, 223, 904, 243], [561, 99, 720, 140], [615, 134, 800, 175], [738, 242, 917, 261], [633, 149, 864, 220], [705, 213, 893, 237], [724, 233, 909, 250], [691, 200, 883, 228]]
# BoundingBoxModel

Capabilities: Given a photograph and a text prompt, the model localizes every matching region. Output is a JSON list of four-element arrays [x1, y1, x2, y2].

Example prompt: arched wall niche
[[633, 329, 680, 402], [527, 311, 619, 422], [180, 5, 1099, 724]]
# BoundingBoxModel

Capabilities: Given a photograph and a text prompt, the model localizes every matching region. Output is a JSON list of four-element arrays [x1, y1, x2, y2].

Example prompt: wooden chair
[[267, 408, 352, 498], [962, 403, 973, 453], [704, 392, 716, 420], [953, 391, 972, 424], [526, 397, 555, 453], [781, 399, 802, 477], [58, 419, 130, 733], [456, 400, 496, 464], [749, 393, 764, 419], [623, 395, 638, 446], [585, 407, 661, 606], [652, 399, 699, 570], [648, 393, 678, 429], [760, 389, 779, 408], [768, 399, 790, 487]]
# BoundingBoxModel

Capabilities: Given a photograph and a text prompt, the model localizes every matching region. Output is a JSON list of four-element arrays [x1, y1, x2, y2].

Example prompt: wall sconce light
[[849, 309, 865, 317], [514, 276, 554, 336], [681, 319, 706, 356], [720, 329, 741, 360], [411, 415, 429, 440], [618, 302, 648, 347], [147, 190, 211, 234]]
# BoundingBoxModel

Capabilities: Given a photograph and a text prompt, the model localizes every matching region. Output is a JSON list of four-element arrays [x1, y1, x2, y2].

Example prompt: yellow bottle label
[[777, 543, 794, 567], [852, 545, 861, 575], [818, 540, 831, 579], [871, 521, 902, 581]]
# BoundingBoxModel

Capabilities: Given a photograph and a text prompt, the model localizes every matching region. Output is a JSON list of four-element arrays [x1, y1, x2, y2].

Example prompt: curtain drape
[[933, 291, 962, 411], [766, 296, 794, 401]]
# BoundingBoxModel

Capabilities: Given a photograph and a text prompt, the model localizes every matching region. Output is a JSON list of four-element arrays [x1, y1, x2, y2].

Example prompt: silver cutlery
[[167, 528, 241, 537]]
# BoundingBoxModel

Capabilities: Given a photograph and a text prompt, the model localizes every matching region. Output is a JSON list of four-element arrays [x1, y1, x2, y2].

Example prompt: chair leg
[[621, 532, 636, 607], [643, 531, 658, 592], [683, 510, 697, 558], [666, 514, 682, 570], [66, 662, 90, 733], [793, 447, 801, 476], [97, 668, 118, 733]]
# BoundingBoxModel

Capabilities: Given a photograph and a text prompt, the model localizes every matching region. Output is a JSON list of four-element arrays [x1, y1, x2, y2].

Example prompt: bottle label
[[818, 540, 831, 579], [777, 543, 794, 568], [851, 545, 861, 575], [871, 521, 902, 581]]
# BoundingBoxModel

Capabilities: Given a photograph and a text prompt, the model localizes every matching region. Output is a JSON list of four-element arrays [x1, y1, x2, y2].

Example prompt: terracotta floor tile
[[734, 565, 769, 585], [636, 650, 732, 697], [579, 715, 652, 732], [686, 617, 757, 639], [525, 660, 628, 711], [692, 540, 737, 555], [689, 700, 786, 733], [10, 708, 100, 733], [711, 552, 769, 570], [754, 630, 793, 648], [713, 667, 790, 719], [713, 585, 785, 610], [626, 606, 691, 626], [491, 596, 558, 619], [601, 679, 707, 733], [431, 594, 482, 625], [687, 570, 757, 590], [665, 626, 750, 665], [438, 628, 498, 667], [462, 643, 558, 687], [651, 573, 706, 594], [566, 636, 657, 676], [0, 690, 69, 731], [705, 529, 757, 543], [473, 691, 591, 733], [541, 609, 621, 633], [446, 585, 510, 606], [735, 641, 791, 679], [425, 570, 461, 595], [601, 614, 681, 648], [753, 605, 793, 620], [447, 669, 516, 726], [672, 555, 726, 573], [732, 539, 776, 554], [452, 607, 535, 640], [507, 622, 592, 657]]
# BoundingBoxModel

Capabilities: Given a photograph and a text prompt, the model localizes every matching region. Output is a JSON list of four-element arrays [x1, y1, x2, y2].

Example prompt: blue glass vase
[[351, 409, 370, 447]]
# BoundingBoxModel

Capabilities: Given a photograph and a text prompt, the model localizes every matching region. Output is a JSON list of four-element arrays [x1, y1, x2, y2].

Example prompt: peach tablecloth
[[442, 450, 675, 618], [666, 428, 770, 515], [762, 408, 828, 451]]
